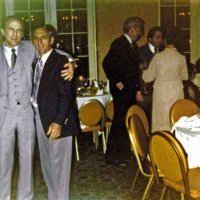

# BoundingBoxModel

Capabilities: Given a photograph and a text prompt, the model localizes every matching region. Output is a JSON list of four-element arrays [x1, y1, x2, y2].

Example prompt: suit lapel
[[39, 50, 57, 91], [17, 43, 33, 87], [122, 35, 139, 59], [129, 41, 139, 59], [0, 46, 9, 93]]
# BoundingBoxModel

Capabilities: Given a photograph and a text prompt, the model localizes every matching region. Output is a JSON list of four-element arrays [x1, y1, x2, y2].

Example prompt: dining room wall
[[96, 0, 159, 81], [0, 0, 5, 44]]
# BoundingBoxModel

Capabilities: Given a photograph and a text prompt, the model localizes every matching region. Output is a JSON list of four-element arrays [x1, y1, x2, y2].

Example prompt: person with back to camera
[[137, 26, 165, 126], [102, 16, 144, 165], [142, 26, 188, 132]]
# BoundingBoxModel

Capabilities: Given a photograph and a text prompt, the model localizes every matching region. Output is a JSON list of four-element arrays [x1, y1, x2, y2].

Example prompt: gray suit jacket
[[0, 41, 36, 130]]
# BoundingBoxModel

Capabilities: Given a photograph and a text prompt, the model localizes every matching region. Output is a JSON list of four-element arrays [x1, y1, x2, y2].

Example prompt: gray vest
[[7, 54, 32, 110]]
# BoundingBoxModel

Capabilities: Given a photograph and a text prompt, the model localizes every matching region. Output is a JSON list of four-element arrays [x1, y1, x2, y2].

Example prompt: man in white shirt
[[0, 15, 75, 200]]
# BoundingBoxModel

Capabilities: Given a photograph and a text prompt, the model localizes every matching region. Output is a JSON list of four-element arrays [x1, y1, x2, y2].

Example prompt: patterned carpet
[[11, 134, 180, 200]]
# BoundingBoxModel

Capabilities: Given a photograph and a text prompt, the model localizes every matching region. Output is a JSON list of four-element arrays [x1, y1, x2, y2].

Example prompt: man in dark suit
[[32, 25, 79, 200], [102, 16, 144, 165], [138, 26, 164, 125]]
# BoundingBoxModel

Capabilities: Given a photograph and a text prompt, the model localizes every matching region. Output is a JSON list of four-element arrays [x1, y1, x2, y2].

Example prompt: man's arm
[[55, 49, 77, 81]]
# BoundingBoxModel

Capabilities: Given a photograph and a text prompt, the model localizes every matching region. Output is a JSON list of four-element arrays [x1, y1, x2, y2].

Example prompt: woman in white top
[[142, 27, 188, 132]]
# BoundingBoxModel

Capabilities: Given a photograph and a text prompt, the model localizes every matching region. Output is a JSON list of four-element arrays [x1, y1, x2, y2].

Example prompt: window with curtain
[[160, 0, 190, 63]]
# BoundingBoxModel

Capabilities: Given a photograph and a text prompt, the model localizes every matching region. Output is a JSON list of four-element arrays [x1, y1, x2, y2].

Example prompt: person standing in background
[[142, 26, 188, 132], [137, 26, 165, 126], [102, 16, 144, 165]]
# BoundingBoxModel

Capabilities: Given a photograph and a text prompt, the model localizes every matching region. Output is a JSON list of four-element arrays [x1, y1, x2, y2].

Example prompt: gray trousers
[[0, 105, 35, 200], [34, 107, 72, 200]]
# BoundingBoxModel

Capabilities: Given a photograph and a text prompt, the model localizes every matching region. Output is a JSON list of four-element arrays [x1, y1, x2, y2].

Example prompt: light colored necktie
[[11, 48, 17, 69], [32, 58, 43, 104]]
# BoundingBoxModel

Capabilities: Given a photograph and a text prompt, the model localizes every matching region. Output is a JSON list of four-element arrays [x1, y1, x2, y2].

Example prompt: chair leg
[[95, 131, 99, 150], [131, 167, 140, 191], [180, 193, 185, 200], [166, 189, 171, 200], [159, 186, 167, 200], [141, 174, 155, 200], [93, 132, 96, 144], [101, 131, 107, 153], [106, 127, 110, 143], [75, 136, 80, 161]]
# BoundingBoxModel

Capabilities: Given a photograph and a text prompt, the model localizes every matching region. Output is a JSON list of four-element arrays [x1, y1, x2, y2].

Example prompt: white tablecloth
[[172, 115, 200, 168], [76, 94, 112, 110]]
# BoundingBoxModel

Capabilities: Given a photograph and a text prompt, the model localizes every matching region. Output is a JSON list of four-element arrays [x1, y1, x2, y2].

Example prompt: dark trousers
[[106, 86, 136, 161], [137, 95, 152, 129]]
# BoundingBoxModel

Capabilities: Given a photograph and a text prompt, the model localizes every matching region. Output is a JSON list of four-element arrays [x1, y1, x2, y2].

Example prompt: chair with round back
[[75, 99, 106, 161], [127, 114, 154, 199], [170, 99, 198, 128], [126, 104, 150, 138], [149, 130, 200, 199]]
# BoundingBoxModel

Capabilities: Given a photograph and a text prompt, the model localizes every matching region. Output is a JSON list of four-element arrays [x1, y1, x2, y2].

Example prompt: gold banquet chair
[[149, 131, 200, 200], [126, 104, 150, 138], [104, 98, 114, 143], [75, 99, 107, 160], [127, 114, 154, 200], [170, 99, 198, 128]]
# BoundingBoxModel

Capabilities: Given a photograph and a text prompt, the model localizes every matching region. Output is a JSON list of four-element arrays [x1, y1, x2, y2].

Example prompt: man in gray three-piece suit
[[0, 16, 76, 200], [0, 16, 36, 200]]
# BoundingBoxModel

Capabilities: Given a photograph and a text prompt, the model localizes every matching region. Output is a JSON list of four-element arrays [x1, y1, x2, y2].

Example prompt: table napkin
[[171, 114, 200, 137]]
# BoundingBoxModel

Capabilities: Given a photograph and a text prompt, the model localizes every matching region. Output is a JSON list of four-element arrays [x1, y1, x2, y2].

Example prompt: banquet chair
[[75, 99, 107, 160], [104, 98, 114, 143], [126, 104, 150, 138], [127, 114, 154, 199], [149, 130, 200, 200], [170, 99, 198, 128]]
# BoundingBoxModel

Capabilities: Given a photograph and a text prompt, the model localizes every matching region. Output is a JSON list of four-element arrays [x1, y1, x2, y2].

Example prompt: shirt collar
[[3, 43, 18, 55], [148, 42, 156, 54], [124, 34, 132, 44], [40, 49, 53, 65]]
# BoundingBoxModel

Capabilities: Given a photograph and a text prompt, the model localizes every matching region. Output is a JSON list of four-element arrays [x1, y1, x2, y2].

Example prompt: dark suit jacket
[[102, 35, 140, 94], [35, 50, 80, 138], [139, 43, 154, 66]]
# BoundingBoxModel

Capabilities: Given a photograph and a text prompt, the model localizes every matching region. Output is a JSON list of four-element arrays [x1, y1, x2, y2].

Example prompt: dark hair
[[2, 15, 24, 31], [183, 80, 200, 106], [32, 24, 58, 48], [147, 26, 164, 40], [195, 58, 200, 73], [164, 26, 181, 45], [123, 16, 144, 34]]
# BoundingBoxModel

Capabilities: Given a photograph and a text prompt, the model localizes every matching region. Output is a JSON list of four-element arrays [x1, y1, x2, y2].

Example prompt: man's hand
[[116, 82, 124, 90], [140, 61, 148, 70], [61, 62, 76, 81], [136, 91, 144, 101], [47, 123, 61, 141]]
